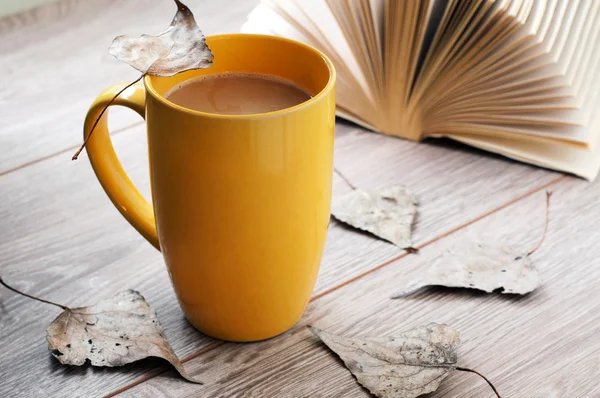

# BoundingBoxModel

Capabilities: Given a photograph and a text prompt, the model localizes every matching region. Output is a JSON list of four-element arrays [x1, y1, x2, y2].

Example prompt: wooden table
[[1, 1, 599, 397]]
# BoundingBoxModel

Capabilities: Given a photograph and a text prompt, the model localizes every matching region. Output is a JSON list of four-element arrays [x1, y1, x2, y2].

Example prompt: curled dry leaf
[[72, 0, 213, 160], [393, 192, 551, 297], [46, 290, 201, 384], [309, 323, 460, 398], [331, 185, 418, 248], [109, 0, 213, 76], [393, 242, 540, 297]]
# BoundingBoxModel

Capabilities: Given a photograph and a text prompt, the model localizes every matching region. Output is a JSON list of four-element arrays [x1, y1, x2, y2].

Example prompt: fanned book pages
[[242, 0, 600, 180]]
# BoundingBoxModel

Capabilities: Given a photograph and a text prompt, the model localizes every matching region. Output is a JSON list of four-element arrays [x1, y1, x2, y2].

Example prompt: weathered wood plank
[[118, 177, 600, 398], [0, 1, 571, 396], [0, 0, 259, 173], [0, 119, 560, 397]]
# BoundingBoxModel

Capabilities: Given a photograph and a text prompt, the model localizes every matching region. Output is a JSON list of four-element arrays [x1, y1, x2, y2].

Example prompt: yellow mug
[[84, 34, 336, 342]]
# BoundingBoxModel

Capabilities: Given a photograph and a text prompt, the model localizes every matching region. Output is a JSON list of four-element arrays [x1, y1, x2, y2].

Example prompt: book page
[[379, 0, 445, 139], [447, 131, 600, 181], [422, 0, 599, 146], [369, 0, 385, 53], [327, 0, 380, 103], [241, 0, 379, 128]]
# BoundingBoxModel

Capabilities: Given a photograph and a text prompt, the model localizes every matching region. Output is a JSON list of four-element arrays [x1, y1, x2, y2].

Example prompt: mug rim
[[143, 33, 336, 120]]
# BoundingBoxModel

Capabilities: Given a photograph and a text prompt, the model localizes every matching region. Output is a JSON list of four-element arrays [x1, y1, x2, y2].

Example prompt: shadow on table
[[396, 284, 543, 303], [334, 117, 561, 176], [47, 355, 171, 383]]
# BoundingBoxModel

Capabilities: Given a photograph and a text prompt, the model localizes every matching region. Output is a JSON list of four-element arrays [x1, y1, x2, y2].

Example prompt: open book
[[242, 0, 600, 180]]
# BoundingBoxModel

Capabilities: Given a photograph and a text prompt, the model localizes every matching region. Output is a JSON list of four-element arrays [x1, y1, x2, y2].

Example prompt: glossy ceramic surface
[[84, 34, 336, 341]]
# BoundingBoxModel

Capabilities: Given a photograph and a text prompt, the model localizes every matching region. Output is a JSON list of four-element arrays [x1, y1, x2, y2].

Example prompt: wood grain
[[0, 1, 586, 397], [0, 0, 259, 173], [0, 119, 561, 398], [118, 177, 600, 398]]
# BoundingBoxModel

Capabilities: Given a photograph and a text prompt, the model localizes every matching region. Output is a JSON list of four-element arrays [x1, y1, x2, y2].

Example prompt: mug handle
[[84, 82, 160, 250]]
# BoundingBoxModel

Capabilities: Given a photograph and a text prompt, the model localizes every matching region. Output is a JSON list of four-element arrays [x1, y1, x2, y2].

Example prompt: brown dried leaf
[[46, 290, 200, 384], [309, 323, 460, 398], [393, 242, 540, 297], [108, 0, 213, 76], [331, 186, 418, 248]]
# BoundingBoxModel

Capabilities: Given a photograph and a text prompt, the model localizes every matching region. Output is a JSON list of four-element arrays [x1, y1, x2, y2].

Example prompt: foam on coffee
[[165, 72, 312, 115]]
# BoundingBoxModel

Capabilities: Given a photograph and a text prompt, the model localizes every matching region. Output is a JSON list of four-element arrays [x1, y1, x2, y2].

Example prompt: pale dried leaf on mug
[[73, 0, 213, 159], [393, 192, 551, 297], [109, 0, 213, 76], [46, 290, 201, 384], [330, 185, 418, 248], [309, 324, 460, 398]]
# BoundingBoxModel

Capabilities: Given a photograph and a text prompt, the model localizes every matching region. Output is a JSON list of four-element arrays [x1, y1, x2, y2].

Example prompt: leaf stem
[[333, 166, 356, 190], [0, 276, 68, 310], [527, 190, 552, 256], [72, 74, 145, 160], [455, 366, 502, 398]]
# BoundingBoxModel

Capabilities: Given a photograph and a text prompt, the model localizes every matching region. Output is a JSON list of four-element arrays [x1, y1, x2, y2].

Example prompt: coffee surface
[[166, 73, 312, 115]]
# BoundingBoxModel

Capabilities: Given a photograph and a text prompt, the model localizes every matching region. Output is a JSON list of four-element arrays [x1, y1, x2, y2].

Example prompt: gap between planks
[[103, 173, 568, 397], [0, 121, 145, 178]]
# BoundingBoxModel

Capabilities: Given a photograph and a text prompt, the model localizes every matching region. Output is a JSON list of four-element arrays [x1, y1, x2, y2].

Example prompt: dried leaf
[[46, 290, 201, 384], [393, 242, 539, 297], [309, 323, 460, 398], [108, 0, 213, 76], [331, 186, 418, 248], [393, 192, 551, 297], [72, 0, 214, 160]]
